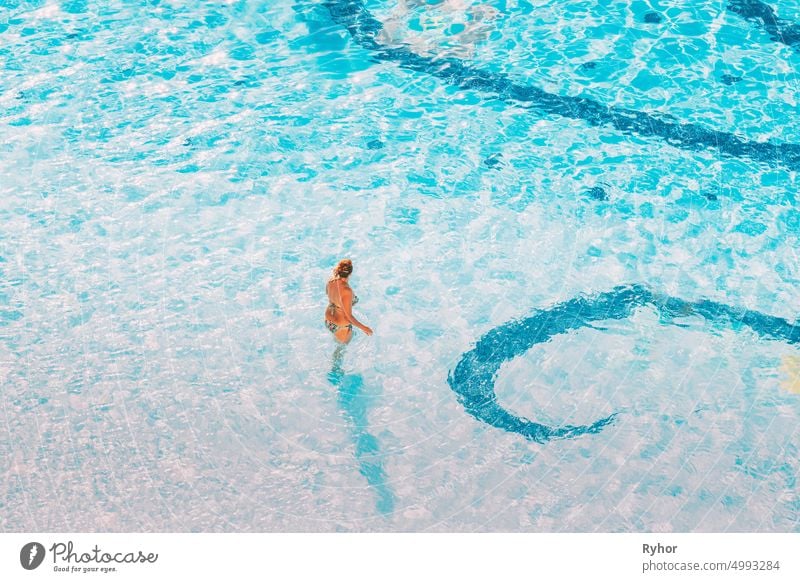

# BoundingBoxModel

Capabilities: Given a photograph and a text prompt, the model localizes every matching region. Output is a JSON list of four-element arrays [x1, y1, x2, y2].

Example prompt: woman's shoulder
[[327, 278, 353, 295]]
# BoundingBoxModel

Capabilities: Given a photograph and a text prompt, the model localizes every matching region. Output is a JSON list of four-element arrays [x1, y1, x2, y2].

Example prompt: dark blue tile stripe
[[323, 0, 800, 171], [729, 0, 800, 50], [448, 284, 800, 443]]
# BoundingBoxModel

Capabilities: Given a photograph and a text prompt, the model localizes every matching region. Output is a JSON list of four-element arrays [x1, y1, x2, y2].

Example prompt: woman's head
[[333, 258, 353, 279]]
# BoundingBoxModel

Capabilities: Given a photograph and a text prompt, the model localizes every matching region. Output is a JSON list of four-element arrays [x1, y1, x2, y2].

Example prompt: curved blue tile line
[[448, 284, 800, 443], [728, 0, 800, 50], [323, 0, 800, 171]]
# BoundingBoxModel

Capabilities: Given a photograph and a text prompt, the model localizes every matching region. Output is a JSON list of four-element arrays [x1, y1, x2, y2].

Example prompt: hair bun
[[335, 259, 353, 278]]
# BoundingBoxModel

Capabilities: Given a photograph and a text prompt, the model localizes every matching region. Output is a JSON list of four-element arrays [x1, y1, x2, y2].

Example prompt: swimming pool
[[1, 0, 799, 532]]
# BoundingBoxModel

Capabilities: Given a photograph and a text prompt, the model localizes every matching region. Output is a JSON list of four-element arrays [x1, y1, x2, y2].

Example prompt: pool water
[[1, 0, 799, 531]]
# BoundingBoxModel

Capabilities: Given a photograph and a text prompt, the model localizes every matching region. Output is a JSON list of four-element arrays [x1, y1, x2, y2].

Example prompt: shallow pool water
[[1, 0, 799, 531]]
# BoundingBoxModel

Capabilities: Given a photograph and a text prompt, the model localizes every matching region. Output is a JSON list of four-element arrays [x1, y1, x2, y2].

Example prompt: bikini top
[[328, 295, 358, 310]]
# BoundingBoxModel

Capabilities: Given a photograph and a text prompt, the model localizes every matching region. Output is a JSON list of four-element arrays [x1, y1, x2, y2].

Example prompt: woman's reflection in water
[[328, 345, 395, 515]]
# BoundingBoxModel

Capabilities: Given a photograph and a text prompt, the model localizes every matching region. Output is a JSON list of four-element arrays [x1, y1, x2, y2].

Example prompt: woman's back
[[327, 277, 354, 309]]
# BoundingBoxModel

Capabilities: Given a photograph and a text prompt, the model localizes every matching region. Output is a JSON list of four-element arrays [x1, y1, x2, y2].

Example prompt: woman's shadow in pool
[[327, 345, 396, 516]]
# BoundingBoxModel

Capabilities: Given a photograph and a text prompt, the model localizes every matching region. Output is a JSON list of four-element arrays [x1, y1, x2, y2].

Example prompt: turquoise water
[[1, 0, 799, 531]]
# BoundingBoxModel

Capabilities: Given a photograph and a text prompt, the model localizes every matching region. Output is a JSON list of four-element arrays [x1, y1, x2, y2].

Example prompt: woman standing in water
[[325, 259, 373, 344]]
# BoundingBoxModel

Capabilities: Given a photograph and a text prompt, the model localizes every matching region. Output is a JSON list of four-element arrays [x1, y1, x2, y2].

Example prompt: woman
[[325, 259, 373, 344]]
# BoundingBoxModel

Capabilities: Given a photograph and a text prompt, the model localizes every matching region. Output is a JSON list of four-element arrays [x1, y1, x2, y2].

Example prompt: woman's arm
[[336, 285, 373, 336]]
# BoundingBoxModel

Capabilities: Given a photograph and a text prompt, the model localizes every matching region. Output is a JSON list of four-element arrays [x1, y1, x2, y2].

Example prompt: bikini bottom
[[325, 319, 353, 334]]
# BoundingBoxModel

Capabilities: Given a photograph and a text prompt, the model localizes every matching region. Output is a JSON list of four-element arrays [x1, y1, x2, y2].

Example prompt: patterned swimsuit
[[325, 294, 359, 333]]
